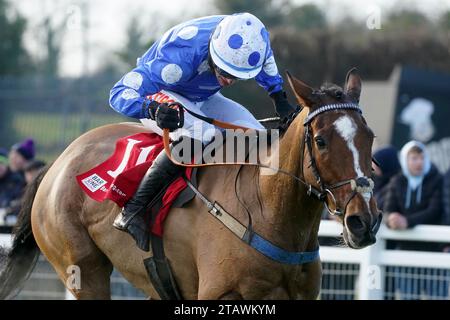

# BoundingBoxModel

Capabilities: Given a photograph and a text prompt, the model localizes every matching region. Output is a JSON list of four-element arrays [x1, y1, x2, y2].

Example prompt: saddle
[[76, 132, 199, 300]]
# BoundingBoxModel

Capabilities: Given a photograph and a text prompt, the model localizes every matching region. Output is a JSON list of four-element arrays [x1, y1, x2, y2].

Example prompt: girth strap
[[142, 190, 183, 300], [143, 234, 183, 300], [185, 179, 320, 265]]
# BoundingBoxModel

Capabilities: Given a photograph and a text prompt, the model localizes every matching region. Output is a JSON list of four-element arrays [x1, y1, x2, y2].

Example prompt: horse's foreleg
[[296, 261, 322, 300]]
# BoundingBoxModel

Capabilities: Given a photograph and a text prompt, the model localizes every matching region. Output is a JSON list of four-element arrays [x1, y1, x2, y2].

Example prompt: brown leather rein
[[160, 101, 376, 219], [162, 102, 261, 168]]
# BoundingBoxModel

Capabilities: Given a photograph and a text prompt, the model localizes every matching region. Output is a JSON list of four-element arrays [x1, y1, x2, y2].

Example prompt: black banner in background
[[391, 66, 450, 173]]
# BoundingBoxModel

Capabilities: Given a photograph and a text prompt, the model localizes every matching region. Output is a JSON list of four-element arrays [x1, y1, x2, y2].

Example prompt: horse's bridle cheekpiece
[[300, 102, 374, 217]]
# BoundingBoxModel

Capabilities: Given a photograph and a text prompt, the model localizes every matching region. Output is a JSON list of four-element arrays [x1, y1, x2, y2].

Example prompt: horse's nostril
[[346, 215, 366, 233], [371, 212, 383, 234]]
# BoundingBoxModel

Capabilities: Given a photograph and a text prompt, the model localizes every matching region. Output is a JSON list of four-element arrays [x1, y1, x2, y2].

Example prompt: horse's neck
[[258, 112, 323, 250]]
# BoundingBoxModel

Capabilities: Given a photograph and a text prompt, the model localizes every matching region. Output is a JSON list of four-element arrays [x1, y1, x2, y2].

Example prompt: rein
[[158, 101, 374, 265], [163, 102, 374, 217]]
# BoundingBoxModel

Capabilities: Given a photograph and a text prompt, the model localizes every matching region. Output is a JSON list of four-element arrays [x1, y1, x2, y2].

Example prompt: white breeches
[[140, 90, 265, 143]]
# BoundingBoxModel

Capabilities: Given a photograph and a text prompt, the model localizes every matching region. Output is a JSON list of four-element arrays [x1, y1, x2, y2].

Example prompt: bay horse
[[0, 69, 381, 299]]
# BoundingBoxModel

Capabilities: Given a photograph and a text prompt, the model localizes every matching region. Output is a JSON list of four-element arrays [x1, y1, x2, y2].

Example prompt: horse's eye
[[315, 136, 326, 149]]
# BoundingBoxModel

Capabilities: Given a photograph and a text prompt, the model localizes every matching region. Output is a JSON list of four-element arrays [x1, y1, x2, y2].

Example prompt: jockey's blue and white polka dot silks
[[109, 15, 283, 119]]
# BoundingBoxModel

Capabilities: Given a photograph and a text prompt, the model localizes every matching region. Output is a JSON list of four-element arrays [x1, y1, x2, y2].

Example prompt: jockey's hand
[[147, 100, 182, 132], [270, 90, 296, 121]]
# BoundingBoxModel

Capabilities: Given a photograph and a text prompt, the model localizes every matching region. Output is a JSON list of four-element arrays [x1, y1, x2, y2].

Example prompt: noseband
[[289, 102, 375, 217]]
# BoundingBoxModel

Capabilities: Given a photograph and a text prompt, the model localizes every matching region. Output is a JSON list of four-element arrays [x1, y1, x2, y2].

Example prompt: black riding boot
[[113, 149, 183, 251]]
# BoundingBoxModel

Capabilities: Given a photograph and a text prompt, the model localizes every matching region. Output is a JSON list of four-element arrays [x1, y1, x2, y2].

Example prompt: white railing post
[[65, 289, 76, 300], [357, 237, 385, 300]]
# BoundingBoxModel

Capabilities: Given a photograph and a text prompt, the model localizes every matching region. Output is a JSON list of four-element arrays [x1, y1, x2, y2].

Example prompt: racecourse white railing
[[318, 220, 450, 300], [1, 221, 450, 300]]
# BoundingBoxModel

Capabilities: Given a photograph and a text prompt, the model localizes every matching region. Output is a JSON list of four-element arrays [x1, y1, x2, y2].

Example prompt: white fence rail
[[318, 221, 450, 300], [1, 221, 450, 300]]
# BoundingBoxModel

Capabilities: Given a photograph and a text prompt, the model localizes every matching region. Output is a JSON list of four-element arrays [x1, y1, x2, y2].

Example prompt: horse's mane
[[317, 83, 344, 100]]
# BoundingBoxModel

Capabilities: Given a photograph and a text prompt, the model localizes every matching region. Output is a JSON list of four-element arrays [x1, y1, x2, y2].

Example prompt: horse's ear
[[285, 71, 315, 108], [344, 67, 362, 103]]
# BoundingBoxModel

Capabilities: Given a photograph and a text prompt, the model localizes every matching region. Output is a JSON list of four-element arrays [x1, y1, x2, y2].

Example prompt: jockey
[[109, 13, 296, 250]]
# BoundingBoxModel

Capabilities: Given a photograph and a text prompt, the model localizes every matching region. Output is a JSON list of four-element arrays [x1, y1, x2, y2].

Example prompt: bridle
[[289, 102, 375, 217], [162, 101, 375, 218]]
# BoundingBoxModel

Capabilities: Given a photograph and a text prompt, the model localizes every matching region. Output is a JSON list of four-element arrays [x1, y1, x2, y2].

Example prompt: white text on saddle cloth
[[107, 139, 155, 178], [76, 132, 165, 206]]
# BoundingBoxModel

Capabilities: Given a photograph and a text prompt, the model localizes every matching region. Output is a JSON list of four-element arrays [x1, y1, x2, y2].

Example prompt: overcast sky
[[12, 0, 450, 77]]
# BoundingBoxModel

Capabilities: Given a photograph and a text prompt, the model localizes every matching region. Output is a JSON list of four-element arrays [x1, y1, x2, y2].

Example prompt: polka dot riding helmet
[[209, 13, 270, 79]]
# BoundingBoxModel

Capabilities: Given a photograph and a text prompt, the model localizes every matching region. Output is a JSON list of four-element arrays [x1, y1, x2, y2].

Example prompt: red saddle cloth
[[76, 132, 192, 236]]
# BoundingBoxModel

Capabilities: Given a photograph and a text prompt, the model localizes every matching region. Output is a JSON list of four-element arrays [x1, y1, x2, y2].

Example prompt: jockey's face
[[216, 73, 236, 87], [213, 65, 239, 87]]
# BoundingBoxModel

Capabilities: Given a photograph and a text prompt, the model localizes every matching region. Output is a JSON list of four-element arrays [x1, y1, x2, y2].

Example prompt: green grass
[[12, 111, 132, 162]]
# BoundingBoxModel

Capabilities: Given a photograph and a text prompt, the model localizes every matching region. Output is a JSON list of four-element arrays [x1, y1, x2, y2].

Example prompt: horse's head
[[286, 68, 382, 249]]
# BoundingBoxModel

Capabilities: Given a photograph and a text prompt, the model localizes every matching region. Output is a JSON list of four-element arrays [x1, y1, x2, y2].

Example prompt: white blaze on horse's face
[[333, 116, 363, 176], [333, 116, 371, 207]]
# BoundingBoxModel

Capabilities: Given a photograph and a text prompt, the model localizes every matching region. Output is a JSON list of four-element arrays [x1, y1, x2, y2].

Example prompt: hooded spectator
[[384, 141, 447, 299], [384, 141, 443, 249]]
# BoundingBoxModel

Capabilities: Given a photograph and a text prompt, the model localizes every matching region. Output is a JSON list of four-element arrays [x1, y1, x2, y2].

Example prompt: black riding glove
[[270, 90, 296, 121], [144, 99, 183, 132]]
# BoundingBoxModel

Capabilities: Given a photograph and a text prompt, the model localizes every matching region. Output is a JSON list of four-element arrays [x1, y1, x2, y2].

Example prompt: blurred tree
[[115, 16, 152, 70], [40, 17, 65, 76], [0, 0, 32, 147], [287, 3, 327, 30], [384, 9, 431, 30], [213, 0, 288, 28], [439, 10, 450, 30], [0, 0, 31, 75]]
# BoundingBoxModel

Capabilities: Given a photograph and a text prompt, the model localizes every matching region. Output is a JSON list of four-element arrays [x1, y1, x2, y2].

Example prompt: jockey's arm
[[109, 50, 193, 119], [254, 47, 283, 96], [109, 64, 159, 119], [255, 48, 296, 119]]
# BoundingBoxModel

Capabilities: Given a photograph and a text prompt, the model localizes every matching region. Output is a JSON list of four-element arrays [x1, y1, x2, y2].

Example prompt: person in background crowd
[[9, 138, 35, 177], [383, 140, 445, 299], [384, 141, 443, 234], [23, 159, 46, 185], [372, 146, 401, 210], [0, 148, 25, 227], [442, 167, 450, 253], [443, 167, 450, 225], [1, 160, 47, 227]]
